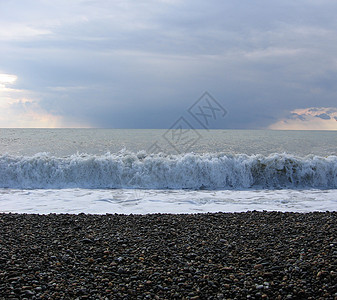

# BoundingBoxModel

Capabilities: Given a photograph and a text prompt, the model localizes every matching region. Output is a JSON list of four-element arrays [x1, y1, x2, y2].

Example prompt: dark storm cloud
[[1, 0, 337, 128]]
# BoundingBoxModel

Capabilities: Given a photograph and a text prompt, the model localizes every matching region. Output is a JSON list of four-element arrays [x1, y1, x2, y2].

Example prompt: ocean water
[[0, 129, 336, 214]]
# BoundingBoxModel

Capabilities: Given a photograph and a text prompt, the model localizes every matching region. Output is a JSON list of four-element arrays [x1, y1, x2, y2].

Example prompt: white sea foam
[[0, 188, 336, 214], [0, 152, 336, 189]]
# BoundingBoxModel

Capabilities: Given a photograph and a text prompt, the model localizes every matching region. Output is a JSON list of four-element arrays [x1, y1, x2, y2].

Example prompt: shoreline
[[1, 211, 336, 299]]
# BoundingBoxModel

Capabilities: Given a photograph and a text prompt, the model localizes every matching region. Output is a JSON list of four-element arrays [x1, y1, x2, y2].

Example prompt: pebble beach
[[1, 211, 337, 299]]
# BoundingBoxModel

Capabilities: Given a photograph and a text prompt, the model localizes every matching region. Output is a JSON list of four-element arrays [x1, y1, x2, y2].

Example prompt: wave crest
[[0, 152, 336, 189]]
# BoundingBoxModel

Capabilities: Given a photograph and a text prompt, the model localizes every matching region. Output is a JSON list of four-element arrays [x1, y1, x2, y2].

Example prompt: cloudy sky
[[0, 0, 337, 129]]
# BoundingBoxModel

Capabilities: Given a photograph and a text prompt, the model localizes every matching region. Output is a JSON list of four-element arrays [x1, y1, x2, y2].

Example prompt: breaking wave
[[0, 152, 336, 189]]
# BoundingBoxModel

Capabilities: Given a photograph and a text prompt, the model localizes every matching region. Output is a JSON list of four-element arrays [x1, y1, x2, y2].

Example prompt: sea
[[0, 129, 336, 214]]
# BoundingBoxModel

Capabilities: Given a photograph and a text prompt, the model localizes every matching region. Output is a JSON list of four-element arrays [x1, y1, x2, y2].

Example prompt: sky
[[0, 0, 337, 129]]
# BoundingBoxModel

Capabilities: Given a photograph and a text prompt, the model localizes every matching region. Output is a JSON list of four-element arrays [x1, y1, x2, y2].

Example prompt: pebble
[[0, 211, 336, 298]]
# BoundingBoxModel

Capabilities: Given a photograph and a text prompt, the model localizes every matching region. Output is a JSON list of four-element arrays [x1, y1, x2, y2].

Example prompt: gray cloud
[[269, 107, 337, 130], [290, 113, 306, 121], [315, 113, 331, 120], [1, 0, 337, 128]]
